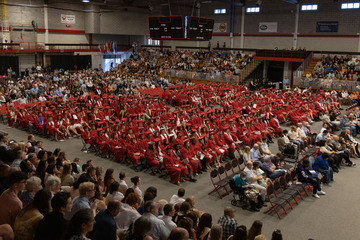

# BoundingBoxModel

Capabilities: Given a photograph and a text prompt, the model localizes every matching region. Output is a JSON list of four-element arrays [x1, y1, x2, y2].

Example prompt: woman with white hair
[[19, 176, 43, 206], [45, 175, 61, 196]]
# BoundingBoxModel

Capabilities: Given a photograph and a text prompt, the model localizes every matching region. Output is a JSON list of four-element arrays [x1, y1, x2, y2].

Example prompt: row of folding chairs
[[208, 157, 245, 199], [298, 135, 320, 162], [264, 169, 311, 219], [208, 155, 296, 199], [345, 103, 357, 113]]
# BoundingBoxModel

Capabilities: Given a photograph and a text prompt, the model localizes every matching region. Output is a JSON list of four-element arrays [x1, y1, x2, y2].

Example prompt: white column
[[240, 7, 245, 48], [293, 4, 299, 49], [357, 33, 360, 52], [44, 4, 49, 50], [230, 32, 233, 48]]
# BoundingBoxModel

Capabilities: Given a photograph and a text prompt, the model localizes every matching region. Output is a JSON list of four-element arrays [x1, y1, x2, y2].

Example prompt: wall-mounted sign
[[316, 21, 338, 32], [213, 23, 227, 33], [61, 14, 76, 24], [259, 22, 278, 32]]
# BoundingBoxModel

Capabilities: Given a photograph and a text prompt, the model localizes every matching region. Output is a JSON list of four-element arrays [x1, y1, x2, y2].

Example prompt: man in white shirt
[[143, 201, 170, 240], [297, 123, 308, 139], [243, 161, 266, 201], [118, 172, 128, 195], [169, 188, 185, 205], [115, 193, 140, 230], [158, 204, 177, 232]]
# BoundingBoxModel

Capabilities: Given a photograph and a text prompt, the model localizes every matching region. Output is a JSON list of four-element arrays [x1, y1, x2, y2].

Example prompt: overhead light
[[82, 0, 90, 2]]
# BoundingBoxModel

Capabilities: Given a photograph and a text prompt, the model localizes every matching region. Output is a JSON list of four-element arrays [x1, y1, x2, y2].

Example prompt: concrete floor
[[1, 119, 359, 240]]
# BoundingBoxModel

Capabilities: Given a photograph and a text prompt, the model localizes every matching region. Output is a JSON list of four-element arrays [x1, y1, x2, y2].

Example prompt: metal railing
[[165, 69, 240, 83], [294, 77, 360, 91], [256, 49, 310, 59], [164, 60, 260, 83], [293, 52, 314, 83]]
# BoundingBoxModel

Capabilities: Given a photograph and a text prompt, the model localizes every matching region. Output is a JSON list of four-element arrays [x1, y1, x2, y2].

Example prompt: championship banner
[[61, 14, 76, 24], [259, 22, 277, 33], [213, 23, 227, 33]]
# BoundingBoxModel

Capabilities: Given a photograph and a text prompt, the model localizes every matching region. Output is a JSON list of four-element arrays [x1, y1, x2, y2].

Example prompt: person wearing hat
[[214, 129, 231, 158], [163, 146, 188, 186], [205, 133, 222, 168], [46, 115, 59, 141], [145, 141, 162, 174], [181, 140, 201, 175], [127, 138, 142, 168]]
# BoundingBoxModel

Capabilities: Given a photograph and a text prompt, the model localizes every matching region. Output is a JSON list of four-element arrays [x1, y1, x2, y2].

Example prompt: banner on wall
[[316, 21, 338, 32], [259, 22, 278, 32], [213, 23, 227, 33], [61, 14, 76, 24]]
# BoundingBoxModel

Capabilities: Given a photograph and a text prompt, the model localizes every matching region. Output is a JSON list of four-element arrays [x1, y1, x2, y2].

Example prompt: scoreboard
[[148, 16, 185, 40], [186, 16, 214, 40], [148, 16, 214, 40]]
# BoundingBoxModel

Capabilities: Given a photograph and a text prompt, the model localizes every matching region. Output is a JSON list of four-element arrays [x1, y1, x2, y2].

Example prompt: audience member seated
[[315, 130, 330, 146], [287, 126, 303, 145], [169, 188, 186, 206], [105, 181, 124, 205], [88, 200, 121, 240], [247, 220, 263, 240], [14, 189, 51, 240], [115, 193, 141, 230], [64, 208, 95, 240], [260, 157, 286, 180], [169, 227, 189, 240], [68, 182, 97, 220], [227, 225, 247, 240], [196, 213, 212, 240], [243, 162, 266, 202], [340, 115, 357, 136], [159, 203, 177, 232], [19, 176, 42, 207], [142, 201, 170, 240], [125, 216, 154, 240], [312, 153, 334, 184], [277, 130, 297, 157], [34, 192, 72, 240], [296, 159, 326, 199], [233, 172, 262, 212], [0, 171, 28, 228]]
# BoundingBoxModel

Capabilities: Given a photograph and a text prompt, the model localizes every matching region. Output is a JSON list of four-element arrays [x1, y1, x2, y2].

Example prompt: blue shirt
[[68, 196, 90, 219], [233, 175, 246, 188], [88, 209, 117, 240], [340, 118, 350, 129], [312, 156, 330, 171]]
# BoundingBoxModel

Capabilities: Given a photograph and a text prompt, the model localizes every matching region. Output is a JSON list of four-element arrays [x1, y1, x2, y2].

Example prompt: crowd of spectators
[[0, 131, 285, 240], [308, 54, 360, 81]]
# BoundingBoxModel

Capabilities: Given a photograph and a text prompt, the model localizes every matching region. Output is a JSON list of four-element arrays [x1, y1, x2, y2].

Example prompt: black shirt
[[34, 211, 68, 240]]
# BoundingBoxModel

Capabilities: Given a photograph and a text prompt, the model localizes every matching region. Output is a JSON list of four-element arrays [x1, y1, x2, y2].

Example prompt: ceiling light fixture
[[82, 0, 90, 3]]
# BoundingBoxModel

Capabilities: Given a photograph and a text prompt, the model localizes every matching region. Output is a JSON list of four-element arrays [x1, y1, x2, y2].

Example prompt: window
[[214, 9, 226, 14], [246, 7, 260, 13], [301, 4, 318, 11], [147, 39, 160, 46], [341, 3, 360, 9]]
